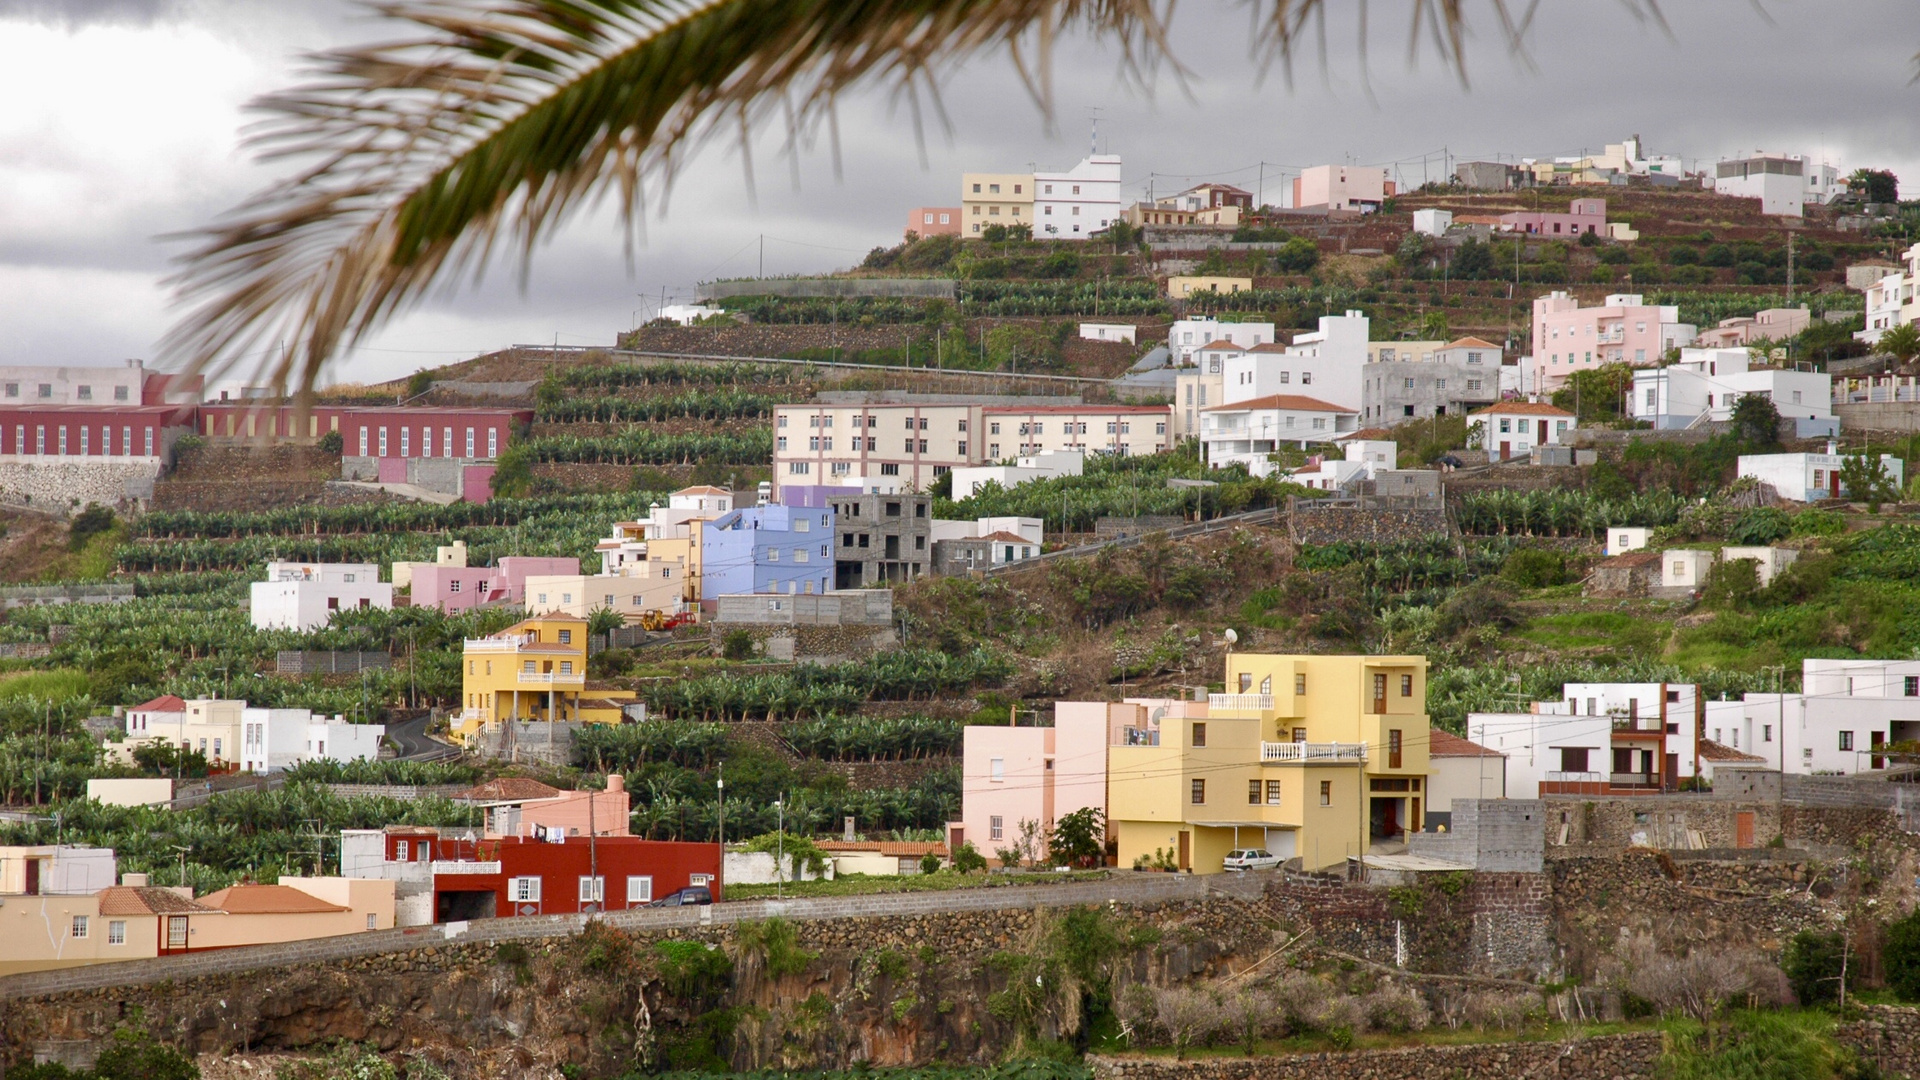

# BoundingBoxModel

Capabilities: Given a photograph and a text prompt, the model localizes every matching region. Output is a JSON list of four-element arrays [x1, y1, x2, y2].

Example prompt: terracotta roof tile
[[1442, 337, 1502, 350], [1471, 401, 1575, 418], [979, 531, 1038, 544], [1429, 730, 1504, 758], [201, 884, 348, 915], [1699, 739, 1767, 763], [1601, 550, 1664, 569], [1201, 394, 1355, 414], [131, 695, 186, 713], [97, 886, 214, 916], [818, 841, 949, 857]]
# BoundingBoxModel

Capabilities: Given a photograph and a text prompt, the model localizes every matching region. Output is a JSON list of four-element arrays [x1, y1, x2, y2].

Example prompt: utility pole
[[715, 762, 726, 901], [775, 795, 785, 899], [1786, 232, 1796, 306], [589, 779, 599, 913]]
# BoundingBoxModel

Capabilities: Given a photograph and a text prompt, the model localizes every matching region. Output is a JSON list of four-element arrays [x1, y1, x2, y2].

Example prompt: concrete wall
[[712, 590, 893, 626], [1408, 799, 1545, 871], [0, 583, 133, 610], [276, 651, 392, 675]]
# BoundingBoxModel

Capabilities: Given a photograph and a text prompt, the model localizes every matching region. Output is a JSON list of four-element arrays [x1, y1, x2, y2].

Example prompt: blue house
[[700, 503, 835, 598]]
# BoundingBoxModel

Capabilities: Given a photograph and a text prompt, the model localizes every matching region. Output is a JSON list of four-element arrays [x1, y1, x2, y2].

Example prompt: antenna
[[1086, 106, 1104, 156]]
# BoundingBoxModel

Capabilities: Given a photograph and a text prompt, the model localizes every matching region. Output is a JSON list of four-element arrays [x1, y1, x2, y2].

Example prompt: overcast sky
[[2, 0, 1917, 386]]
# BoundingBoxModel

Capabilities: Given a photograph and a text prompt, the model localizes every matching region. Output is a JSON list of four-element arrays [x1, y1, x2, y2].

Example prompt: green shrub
[[317, 430, 343, 454], [951, 840, 988, 874], [1885, 907, 1920, 1001], [721, 629, 754, 661], [1500, 548, 1569, 589], [1782, 929, 1850, 1005], [1729, 507, 1792, 546]]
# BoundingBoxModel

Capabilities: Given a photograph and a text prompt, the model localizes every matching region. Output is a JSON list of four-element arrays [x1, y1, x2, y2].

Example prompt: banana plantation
[[529, 428, 773, 465], [1452, 489, 1689, 537], [640, 649, 1011, 721], [536, 390, 778, 424]]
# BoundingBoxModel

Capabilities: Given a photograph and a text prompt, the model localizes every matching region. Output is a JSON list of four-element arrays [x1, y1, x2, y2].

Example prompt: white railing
[[463, 637, 524, 653], [431, 860, 502, 875], [1544, 771, 1604, 784], [1261, 741, 1367, 762], [516, 673, 584, 685], [1208, 693, 1273, 712]]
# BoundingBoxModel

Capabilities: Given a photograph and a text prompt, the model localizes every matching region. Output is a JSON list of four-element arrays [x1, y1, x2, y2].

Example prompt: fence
[[0, 874, 1235, 1000], [276, 651, 393, 675], [0, 583, 134, 610], [979, 507, 1281, 577]]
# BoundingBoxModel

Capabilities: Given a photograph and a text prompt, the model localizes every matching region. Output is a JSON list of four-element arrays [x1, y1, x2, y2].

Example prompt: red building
[[0, 404, 196, 458], [361, 830, 719, 922], [195, 404, 531, 459]]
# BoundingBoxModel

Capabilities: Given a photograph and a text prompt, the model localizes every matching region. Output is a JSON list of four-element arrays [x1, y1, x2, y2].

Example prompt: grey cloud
[[0, 0, 180, 27]]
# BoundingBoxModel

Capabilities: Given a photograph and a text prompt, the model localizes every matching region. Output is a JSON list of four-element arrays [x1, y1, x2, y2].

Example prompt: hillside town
[[10, 4, 1920, 1080]]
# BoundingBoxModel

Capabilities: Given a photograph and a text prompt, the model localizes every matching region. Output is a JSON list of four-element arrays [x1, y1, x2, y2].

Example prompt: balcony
[[1610, 772, 1660, 789], [1209, 693, 1273, 712], [1115, 726, 1160, 747], [1611, 717, 1667, 736], [464, 637, 525, 653], [514, 672, 584, 686], [431, 860, 502, 875], [1546, 770, 1603, 783], [1261, 741, 1368, 763]]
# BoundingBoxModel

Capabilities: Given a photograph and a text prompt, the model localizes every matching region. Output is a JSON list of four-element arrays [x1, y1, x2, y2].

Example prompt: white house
[[1032, 154, 1123, 240], [950, 451, 1084, 500], [1467, 402, 1577, 461], [1630, 348, 1834, 437], [1661, 550, 1715, 590], [1604, 527, 1651, 556], [250, 562, 392, 632], [1169, 319, 1275, 365], [979, 531, 1041, 566], [1219, 311, 1370, 413], [1426, 730, 1507, 829], [1283, 439, 1396, 491], [1412, 208, 1453, 237], [1720, 546, 1800, 587], [1737, 450, 1906, 503], [1199, 394, 1359, 477], [240, 707, 385, 775], [930, 516, 1043, 546], [1079, 323, 1137, 344], [1470, 681, 1705, 798], [1466, 711, 1614, 800], [1711, 153, 1811, 217], [1706, 659, 1920, 776]]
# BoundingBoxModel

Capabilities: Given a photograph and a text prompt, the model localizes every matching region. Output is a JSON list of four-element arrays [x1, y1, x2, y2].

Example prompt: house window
[[578, 876, 605, 903], [1840, 731, 1855, 751], [627, 876, 653, 904], [1190, 779, 1205, 804], [1191, 722, 1207, 748], [1266, 780, 1282, 805], [509, 877, 542, 902], [108, 920, 125, 945], [990, 757, 1004, 782], [1400, 675, 1413, 697], [1295, 674, 1306, 694], [1319, 781, 1332, 806], [1249, 780, 1262, 804], [1906, 676, 1918, 697], [397, 840, 410, 861], [990, 815, 1004, 840], [71, 915, 88, 939], [449, 580, 462, 593]]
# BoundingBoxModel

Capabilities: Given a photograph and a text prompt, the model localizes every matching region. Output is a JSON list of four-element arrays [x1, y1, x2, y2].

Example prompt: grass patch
[[1116, 1018, 1663, 1059], [0, 668, 93, 703], [724, 869, 1111, 899]]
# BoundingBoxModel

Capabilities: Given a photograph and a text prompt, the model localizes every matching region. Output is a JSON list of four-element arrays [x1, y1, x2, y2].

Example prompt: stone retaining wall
[[0, 460, 165, 515], [1838, 1004, 1920, 1079], [1089, 1031, 1663, 1080], [713, 622, 899, 662], [1289, 506, 1450, 546]]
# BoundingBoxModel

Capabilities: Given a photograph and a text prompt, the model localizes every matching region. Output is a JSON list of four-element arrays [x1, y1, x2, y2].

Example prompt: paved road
[[386, 713, 459, 761]]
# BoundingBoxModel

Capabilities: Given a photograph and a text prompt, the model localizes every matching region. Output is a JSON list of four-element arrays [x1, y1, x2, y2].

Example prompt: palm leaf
[[161, 0, 1565, 396]]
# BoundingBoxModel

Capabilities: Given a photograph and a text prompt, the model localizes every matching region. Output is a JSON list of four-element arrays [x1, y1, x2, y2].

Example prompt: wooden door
[[1735, 811, 1755, 849], [1499, 440, 1510, 460], [1372, 674, 1387, 714], [1177, 831, 1190, 872]]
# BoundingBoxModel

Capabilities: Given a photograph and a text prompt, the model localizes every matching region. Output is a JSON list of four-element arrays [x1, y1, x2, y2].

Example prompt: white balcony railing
[[1261, 741, 1368, 763], [516, 672, 584, 685], [431, 860, 502, 875], [1209, 693, 1274, 712], [463, 637, 525, 653], [1544, 771, 1604, 784]]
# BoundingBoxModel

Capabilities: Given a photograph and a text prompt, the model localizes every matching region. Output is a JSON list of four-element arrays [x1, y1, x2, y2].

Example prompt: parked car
[[648, 885, 713, 907], [1221, 849, 1282, 872]]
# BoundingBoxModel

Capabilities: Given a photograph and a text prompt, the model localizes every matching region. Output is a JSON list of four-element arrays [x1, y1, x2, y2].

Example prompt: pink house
[[411, 556, 580, 613], [1499, 197, 1607, 237], [1530, 291, 1697, 393], [953, 704, 1111, 859], [455, 775, 632, 839], [906, 207, 962, 239]]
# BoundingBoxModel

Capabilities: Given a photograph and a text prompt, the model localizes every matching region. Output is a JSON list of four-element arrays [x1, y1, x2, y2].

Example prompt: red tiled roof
[[1429, 730, 1503, 758], [979, 531, 1037, 544], [818, 841, 949, 857], [1340, 428, 1397, 441], [674, 485, 731, 495], [1470, 401, 1575, 418], [1601, 550, 1664, 569], [1699, 739, 1767, 763], [1197, 339, 1247, 352], [1201, 394, 1355, 414], [131, 695, 187, 713], [1442, 337, 1502, 350], [1247, 342, 1294, 354], [97, 886, 214, 916], [201, 884, 348, 915], [454, 777, 562, 802]]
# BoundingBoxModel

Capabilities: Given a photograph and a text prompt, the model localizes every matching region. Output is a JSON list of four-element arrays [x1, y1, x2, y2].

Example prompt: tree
[[1048, 806, 1105, 868], [949, 840, 987, 874], [165, 2, 1574, 398], [1729, 393, 1782, 449], [1271, 236, 1320, 273], [488, 438, 535, 498], [1153, 986, 1222, 1059], [1883, 906, 1920, 1001], [1879, 322, 1920, 363], [1451, 236, 1495, 279], [1784, 929, 1851, 1006], [1420, 311, 1451, 341], [1838, 453, 1901, 512], [1848, 167, 1901, 204]]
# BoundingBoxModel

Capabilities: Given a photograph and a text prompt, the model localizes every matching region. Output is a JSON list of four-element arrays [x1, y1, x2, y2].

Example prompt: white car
[[1221, 849, 1282, 872]]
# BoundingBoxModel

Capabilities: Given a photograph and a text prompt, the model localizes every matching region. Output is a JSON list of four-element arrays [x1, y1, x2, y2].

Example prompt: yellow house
[[1167, 276, 1255, 300], [455, 614, 634, 741], [1108, 653, 1430, 874]]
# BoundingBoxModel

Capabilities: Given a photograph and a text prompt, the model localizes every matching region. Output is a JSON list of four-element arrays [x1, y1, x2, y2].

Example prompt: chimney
[[121, 872, 148, 887], [844, 816, 857, 842], [1827, 439, 1838, 456], [606, 774, 624, 793]]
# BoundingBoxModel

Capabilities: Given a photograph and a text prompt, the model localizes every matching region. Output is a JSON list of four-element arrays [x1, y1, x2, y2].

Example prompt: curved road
[[386, 713, 460, 761]]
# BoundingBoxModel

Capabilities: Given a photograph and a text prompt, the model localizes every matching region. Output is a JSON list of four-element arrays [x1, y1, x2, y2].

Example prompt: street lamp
[[775, 796, 786, 899]]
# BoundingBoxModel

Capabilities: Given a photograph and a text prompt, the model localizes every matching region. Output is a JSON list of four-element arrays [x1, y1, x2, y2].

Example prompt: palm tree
[[162, 0, 1559, 396]]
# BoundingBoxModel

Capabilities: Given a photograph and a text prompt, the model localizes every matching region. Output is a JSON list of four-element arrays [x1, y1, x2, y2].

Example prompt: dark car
[[648, 885, 713, 907]]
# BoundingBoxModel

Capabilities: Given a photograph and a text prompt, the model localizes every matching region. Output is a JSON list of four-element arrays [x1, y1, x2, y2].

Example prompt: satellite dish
[[1224, 629, 1239, 647]]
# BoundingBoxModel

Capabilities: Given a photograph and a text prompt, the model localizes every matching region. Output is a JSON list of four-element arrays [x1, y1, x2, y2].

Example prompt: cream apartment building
[[979, 405, 1170, 461], [961, 173, 1034, 236], [774, 402, 981, 497]]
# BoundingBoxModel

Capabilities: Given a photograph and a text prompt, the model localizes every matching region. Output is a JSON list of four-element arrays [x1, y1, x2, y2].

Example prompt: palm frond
[[162, 0, 1563, 397]]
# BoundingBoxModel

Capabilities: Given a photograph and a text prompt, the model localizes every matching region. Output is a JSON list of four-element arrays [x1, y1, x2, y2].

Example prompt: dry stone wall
[[0, 460, 163, 515], [1089, 1032, 1664, 1080]]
